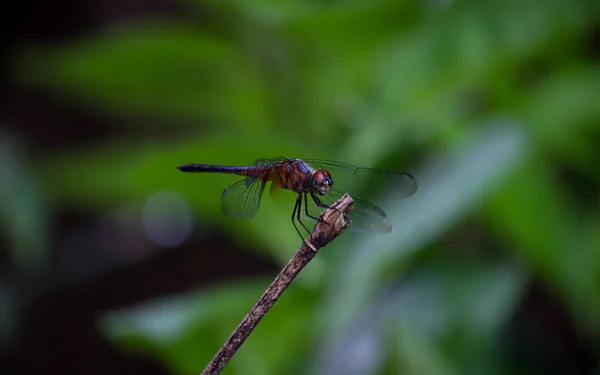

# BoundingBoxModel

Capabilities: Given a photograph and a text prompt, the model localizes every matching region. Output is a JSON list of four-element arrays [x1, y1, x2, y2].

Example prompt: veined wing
[[269, 182, 300, 215], [270, 182, 392, 235], [253, 157, 288, 166], [303, 159, 417, 201], [312, 188, 393, 234], [221, 178, 267, 220]]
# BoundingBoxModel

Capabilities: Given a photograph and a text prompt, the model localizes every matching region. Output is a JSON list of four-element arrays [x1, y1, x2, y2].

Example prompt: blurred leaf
[[101, 277, 318, 375], [518, 66, 600, 174], [310, 122, 528, 373], [14, 22, 271, 127], [485, 158, 600, 323], [389, 326, 459, 375], [0, 129, 49, 280], [311, 260, 525, 375], [366, 0, 598, 145]]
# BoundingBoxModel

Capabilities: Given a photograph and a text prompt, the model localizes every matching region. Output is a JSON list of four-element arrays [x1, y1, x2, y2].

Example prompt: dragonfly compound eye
[[311, 169, 333, 195]]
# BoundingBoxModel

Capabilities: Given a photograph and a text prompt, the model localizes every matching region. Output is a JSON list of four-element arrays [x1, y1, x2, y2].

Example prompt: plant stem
[[200, 194, 355, 375]]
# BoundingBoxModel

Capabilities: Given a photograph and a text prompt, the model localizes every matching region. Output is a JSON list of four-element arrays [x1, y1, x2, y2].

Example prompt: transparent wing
[[303, 159, 417, 201], [221, 178, 266, 220], [315, 188, 393, 234], [269, 183, 299, 214], [269, 182, 322, 216], [253, 157, 288, 166], [270, 182, 392, 235], [270, 183, 330, 233]]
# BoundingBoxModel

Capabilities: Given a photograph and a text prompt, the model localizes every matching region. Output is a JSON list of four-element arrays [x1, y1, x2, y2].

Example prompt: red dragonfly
[[177, 157, 417, 238]]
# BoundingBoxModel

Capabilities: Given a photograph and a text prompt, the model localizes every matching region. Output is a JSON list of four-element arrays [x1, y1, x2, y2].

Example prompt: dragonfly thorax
[[310, 169, 333, 195]]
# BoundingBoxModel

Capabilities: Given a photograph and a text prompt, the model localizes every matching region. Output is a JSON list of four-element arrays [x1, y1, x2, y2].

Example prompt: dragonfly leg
[[291, 194, 304, 239], [291, 194, 311, 239], [296, 194, 313, 235], [303, 192, 327, 224], [310, 191, 343, 218]]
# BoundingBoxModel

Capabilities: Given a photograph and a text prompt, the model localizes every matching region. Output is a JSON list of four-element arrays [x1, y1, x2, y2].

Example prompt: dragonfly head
[[310, 169, 333, 195]]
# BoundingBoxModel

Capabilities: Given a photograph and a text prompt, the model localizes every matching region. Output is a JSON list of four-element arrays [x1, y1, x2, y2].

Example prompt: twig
[[200, 193, 355, 375]]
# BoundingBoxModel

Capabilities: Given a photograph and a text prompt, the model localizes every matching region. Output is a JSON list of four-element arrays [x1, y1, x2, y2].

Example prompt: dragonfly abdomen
[[177, 164, 262, 177]]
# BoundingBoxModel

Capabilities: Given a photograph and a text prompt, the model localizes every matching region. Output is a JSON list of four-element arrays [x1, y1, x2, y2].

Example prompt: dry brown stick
[[200, 193, 355, 375]]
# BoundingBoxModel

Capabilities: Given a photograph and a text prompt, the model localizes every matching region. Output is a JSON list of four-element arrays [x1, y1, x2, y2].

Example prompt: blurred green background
[[2, 0, 600, 374]]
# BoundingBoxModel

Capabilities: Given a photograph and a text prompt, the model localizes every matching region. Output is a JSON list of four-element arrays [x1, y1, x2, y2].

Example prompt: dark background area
[[2, 2, 280, 374]]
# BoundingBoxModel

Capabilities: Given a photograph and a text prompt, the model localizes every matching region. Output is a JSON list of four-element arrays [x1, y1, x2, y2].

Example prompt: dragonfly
[[177, 157, 417, 239]]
